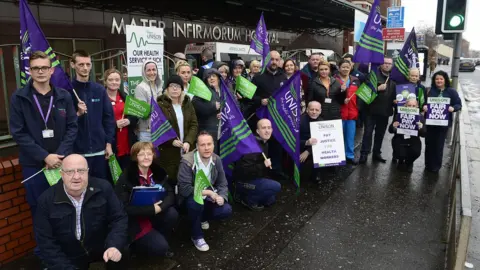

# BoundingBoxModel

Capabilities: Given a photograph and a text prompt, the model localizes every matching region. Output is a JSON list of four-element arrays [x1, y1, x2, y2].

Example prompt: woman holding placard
[[422, 71, 462, 173]]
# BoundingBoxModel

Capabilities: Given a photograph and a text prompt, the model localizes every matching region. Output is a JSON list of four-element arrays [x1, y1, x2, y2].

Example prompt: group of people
[[9, 46, 461, 269]]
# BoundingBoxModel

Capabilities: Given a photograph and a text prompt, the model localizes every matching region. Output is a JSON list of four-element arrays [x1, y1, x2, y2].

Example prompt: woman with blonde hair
[[157, 75, 198, 185], [248, 60, 261, 81], [175, 60, 193, 98]]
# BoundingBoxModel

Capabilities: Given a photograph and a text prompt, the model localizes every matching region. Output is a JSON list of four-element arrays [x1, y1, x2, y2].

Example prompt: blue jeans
[[85, 155, 108, 181], [342, 120, 356, 159], [132, 207, 179, 256], [184, 195, 232, 240], [138, 131, 151, 142], [236, 178, 281, 206]]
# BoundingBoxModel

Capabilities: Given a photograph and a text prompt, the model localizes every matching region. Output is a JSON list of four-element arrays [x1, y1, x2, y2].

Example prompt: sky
[[402, 0, 480, 50]]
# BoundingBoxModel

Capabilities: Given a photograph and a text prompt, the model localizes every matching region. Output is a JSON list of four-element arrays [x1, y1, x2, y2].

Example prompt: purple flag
[[150, 97, 177, 148], [219, 79, 262, 177], [353, 0, 384, 64], [19, 0, 72, 90], [250, 13, 270, 73], [391, 28, 419, 84], [256, 71, 301, 187]]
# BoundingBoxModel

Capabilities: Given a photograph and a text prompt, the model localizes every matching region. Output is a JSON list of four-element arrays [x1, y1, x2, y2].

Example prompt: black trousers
[[360, 114, 389, 156], [391, 135, 422, 164], [425, 126, 449, 171]]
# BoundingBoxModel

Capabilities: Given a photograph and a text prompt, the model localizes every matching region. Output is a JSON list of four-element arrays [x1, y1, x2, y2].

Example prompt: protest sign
[[426, 97, 450, 126], [126, 25, 164, 95], [395, 83, 416, 106], [235, 76, 257, 99], [310, 120, 346, 168], [396, 106, 420, 136]]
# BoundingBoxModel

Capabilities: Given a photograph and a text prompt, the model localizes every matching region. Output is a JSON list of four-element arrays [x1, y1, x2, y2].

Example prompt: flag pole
[[262, 152, 272, 169], [72, 88, 87, 114], [21, 168, 44, 184]]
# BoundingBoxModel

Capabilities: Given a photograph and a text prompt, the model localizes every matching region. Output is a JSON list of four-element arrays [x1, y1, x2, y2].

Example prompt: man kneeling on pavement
[[34, 154, 128, 270], [177, 131, 232, 252], [233, 118, 282, 211]]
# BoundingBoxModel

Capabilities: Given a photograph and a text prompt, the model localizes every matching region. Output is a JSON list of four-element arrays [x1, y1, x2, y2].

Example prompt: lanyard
[[33, 95, 53, 129]]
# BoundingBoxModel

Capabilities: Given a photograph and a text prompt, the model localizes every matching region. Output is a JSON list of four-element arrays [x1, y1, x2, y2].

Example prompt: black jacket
[[365, 69, 396, 117], [113, 90, 139, 154], [300, 114, 324, 155], [307, 76, 346, 120], [232, 137, 269, 182], [389, 114, 427, 159], [9, 82, 78, 168], [251, 68, 287, 114], [114, 160, 175, 242], [34, 178, 128, 270], [192, 86, 221, 140]]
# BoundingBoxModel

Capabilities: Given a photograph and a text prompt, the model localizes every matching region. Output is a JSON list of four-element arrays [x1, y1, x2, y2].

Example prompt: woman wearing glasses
[[114, 142, 178, 258], [157, 75, 198, 185]]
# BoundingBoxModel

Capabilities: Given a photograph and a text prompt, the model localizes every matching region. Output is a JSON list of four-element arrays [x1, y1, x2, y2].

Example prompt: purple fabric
[[19, 0, 73, 90], [390, 28, 419, 84], [256, 71, 301, 187], [150, 97, 177, 148], [250, 13, 271, 72], [353, 0, 384, 64]]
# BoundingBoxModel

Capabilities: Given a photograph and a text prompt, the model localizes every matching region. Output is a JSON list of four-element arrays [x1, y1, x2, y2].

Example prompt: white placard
[[126, 25, 164, 95], [310, 120, 346, 168]]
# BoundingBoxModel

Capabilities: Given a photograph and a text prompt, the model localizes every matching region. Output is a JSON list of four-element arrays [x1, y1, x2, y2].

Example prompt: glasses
[[61, 168, 89, 176], [31, 66, 51, 73], [169, 83, 181, 90], [137, 152, 154, 158]]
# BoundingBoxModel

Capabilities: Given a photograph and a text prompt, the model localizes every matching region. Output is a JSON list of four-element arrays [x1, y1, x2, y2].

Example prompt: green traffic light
[[449, 14, 464, 27]]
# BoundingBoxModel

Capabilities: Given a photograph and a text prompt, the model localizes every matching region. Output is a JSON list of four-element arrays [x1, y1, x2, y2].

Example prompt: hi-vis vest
[[202, 62, 214, 70]]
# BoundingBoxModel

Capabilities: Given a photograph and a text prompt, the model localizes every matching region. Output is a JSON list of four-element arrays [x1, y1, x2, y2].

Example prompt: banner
[[310, 120, 346, 168], [250, 13, 271, 73], [256, 72, 301, 187], [235, 76, 257, 99], [193, 170, 213, 205], [395, 83, 416, 106], [108, 155, 122, 185], [44, 168, 61, 186], [19, 0, 72, 90], [124, 95, 151, 119], [352, 0, 384, 64], [390, 28, 419, 84], [125, 25, 164, 95], [150, 97, 177, 147], [189, 76, 213, 101], [396, 107, 420, 136], [426, 97, 450, 126], [219, 79, 262, 177]]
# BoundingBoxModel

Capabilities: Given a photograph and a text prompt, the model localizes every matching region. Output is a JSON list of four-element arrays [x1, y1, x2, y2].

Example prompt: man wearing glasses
[[34, 154, 128, 269], [9, 51, 78, 217]]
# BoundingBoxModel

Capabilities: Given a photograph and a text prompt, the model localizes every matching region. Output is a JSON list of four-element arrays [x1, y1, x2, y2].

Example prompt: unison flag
[[353, 0, 384, 64], [108, 155, 122, 185], [355, 71, 378, 105], [150, 97, 177, 147], [124, 95, 151, 119], [256, 71, 301, 188], [219, 79, 262, 177], [19, 0, 72, 90], [391, 28, 419, 84], [250, 13, 270, 73]]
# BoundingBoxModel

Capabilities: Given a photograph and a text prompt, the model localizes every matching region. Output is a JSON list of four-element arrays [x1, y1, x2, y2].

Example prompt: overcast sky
[[402, 0, 480, 50]]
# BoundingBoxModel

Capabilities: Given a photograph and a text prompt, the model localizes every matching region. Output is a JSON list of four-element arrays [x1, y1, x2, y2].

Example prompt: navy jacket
[[9, 82, 78, 168], [35, 178, 128, 270], [426, 86, 462, 126], [71, 80, 115, 154]]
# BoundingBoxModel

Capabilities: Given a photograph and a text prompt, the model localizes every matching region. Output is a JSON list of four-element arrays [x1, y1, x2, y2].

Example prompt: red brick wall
[[0, 156, 36, 267]]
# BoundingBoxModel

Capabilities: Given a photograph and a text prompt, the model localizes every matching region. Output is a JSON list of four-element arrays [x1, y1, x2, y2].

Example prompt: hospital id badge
[[42, 129, 54, 138], [325, 98, 332, 104]]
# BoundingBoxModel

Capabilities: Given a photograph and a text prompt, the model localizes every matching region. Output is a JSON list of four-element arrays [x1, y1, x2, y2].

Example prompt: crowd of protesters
[[8, 47, 461, 269]]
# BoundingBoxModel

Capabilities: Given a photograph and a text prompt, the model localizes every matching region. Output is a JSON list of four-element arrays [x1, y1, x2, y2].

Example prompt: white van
[[184, 42, 261, 70], [282, 48, 341, 69]]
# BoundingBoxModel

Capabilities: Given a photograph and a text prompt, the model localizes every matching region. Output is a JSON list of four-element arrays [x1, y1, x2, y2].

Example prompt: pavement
[[4, 67, 466, 270]]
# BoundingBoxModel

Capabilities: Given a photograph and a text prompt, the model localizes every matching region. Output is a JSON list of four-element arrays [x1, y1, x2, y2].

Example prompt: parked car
[[459, 59, 476, 72]]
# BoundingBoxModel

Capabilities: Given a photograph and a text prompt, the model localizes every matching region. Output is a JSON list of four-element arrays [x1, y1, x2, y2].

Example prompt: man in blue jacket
[[70, 50, 115, 180], [9, 51, 78, 216], [35, 154, 128, 269]]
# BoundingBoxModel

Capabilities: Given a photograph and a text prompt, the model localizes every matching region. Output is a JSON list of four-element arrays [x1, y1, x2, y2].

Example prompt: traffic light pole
[[450, 32, 462, 90]]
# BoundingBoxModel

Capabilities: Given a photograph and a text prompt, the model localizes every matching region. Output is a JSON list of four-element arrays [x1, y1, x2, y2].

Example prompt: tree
[[416, 24, 441, 60]]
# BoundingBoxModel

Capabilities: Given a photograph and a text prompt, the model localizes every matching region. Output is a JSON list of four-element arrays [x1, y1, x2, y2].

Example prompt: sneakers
[[201, 221, 210, 230], [192, 238, 210, 252], [241, 200, 264, 211]]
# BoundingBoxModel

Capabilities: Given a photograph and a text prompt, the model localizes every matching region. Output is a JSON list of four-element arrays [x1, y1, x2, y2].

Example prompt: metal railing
[[444, 95, 472, 269]]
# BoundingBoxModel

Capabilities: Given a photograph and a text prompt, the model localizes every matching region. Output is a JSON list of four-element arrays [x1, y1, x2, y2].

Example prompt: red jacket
[[334, 75, 359, 120]]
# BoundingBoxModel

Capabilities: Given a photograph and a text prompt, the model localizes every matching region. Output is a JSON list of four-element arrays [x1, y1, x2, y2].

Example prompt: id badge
[[42, 129, 54, 138], [325, 98, 332, 104], [404, 134, 411, 139]]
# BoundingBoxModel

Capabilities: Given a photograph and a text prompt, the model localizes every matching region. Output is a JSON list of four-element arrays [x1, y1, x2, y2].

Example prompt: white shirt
[[63, 185, 86, 241], [196, 151, 214, 182], [173, 104, 184, 142]]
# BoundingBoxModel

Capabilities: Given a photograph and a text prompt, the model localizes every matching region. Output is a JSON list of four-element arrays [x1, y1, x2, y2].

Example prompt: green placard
[[188, 76, 212, 101], [235, 76, 257, 99]]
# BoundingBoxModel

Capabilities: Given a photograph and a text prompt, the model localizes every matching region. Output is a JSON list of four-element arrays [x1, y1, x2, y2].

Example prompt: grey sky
[[402, 0, 480, 50]]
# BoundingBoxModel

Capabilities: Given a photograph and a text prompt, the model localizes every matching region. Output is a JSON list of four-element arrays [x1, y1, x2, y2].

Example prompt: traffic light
[[441, 0, 468, 33]]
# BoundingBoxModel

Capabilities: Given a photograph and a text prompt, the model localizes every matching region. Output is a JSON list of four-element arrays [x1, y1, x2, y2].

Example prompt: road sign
[[383, 28, 405, 41], [387, 6, 405, 28], [417, 34, 425, 44]]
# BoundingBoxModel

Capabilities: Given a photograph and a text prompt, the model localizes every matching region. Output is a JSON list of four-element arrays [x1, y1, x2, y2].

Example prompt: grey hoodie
[[134, 60, 163, 132]]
